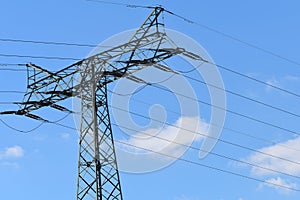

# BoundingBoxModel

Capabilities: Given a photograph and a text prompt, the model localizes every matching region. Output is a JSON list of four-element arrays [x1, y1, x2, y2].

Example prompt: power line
[[70, 100, 300, 166], [0, 38, 112, 48], [221, 124, 300, 153], [2, 59, 300, 124], [51, 121, 78, 131], [212, 61, 300, 99], [1, 62, 298, 138], [2, 93, 300, 155], [2, 97, 298, 191], [5, 108, 299, 191], [0, 102, 19, 104], [144, 82, 300, 137], [170, 57, 300, 100], [1, 49, 300, 103], [1, 61, 299, 138], [0, 6, 298, 101], [3, 91, 300, 155], [84, 1, 300, 67], [4, 104, 299, 182], [0, 112, 72, 133], [2, 68, 295, 139], [3, 102, 300, 188], [116, 140, 300, 192], [163, 9, 300, 67], [0, 118, 44, 133], [0, 63, 27, 66], [111, 59, 300, 121], [163, 62, 300, 119], [0, 68, 27, 72], [0, 53, 80, 61], [112, 122, 300, 179], [85, 0, 155, 9], [1, 1, 298, 167], [110, 79, 300, 138], [174, 60, 205, 74], [5, 4, 298, 197], [68, 116, 300, 186], [0, 91, 26, 94], [1, 4, 297, 70], [108, 91, 300, 153], [0, 63, 28, 71], [110, 105, 300, 166], [1, 40, 300, 101], [109, 73, 176, 97], [4, 110, 298, 193], [2, 87, 300, 164]]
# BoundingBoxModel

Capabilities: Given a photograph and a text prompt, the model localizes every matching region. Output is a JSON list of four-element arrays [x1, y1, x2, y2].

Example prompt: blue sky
[[1, 1, 300, 199]]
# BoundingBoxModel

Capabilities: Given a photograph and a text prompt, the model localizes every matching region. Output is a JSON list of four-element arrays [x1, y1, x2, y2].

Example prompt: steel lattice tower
[[0, 7, 200, 199], [75, 7, 174, 199]]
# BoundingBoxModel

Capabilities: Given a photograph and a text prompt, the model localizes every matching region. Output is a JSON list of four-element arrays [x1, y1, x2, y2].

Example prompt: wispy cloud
[[242, 137, 300, 194], [0, 145, 24, 160], [259, 177, 297, 194], [0, 145, 24, 168], [61, 133, 71, 139], [265, 77, 281, 92], [244, 136, 300, 177], [265, 75, 300, 92], [244, 74, 300, 97], [118, 116, 208, 157], [284, 75, 300, 82], [0, 161, 19, 168]]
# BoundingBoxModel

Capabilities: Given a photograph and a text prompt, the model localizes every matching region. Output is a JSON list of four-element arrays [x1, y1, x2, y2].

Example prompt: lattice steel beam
[[0, 6, 196, 200]]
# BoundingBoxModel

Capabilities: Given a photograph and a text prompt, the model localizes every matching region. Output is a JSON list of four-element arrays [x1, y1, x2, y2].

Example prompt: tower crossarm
[[0, 7, 179, 120]]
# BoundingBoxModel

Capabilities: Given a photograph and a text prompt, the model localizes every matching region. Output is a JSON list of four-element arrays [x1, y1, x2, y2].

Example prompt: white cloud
[[119, 116, 208, 157], [265, 77, 281, 91], [244, 136, 300, 177], [61, 133, 70, 139], [0, 161, 19, 168], [259, 177, 297, 194], [284, 75, 300, 82], [242, 137, 300, 194], [0, 145, 24, 160], [264, 75, 300, 92], [0, 146, 24, 168]]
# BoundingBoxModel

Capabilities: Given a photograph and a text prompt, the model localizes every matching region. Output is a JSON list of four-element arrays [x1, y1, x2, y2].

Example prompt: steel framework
[[0, 7, 201, 200]]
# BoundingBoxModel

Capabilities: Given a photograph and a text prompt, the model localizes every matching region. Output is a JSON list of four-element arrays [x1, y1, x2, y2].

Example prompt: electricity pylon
[[1, 7, 200, 199]]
